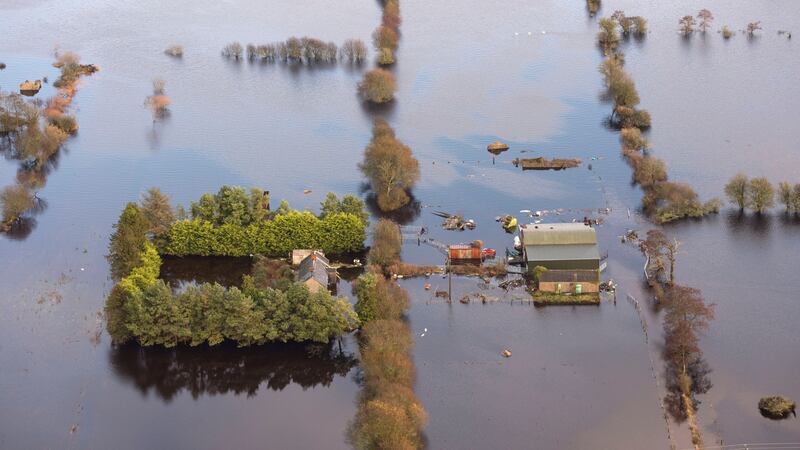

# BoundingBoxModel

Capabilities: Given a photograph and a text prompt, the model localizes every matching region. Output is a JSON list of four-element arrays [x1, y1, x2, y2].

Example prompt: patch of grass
[[532, 291, 600, 306]]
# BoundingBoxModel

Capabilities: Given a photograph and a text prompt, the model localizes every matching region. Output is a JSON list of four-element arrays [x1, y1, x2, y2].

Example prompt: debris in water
[[501, 349, 512, 358], [424, 282, 431, 290]]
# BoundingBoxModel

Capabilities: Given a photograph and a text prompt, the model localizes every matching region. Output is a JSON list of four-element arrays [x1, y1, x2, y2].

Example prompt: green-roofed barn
[[520, 223, 600, 272]]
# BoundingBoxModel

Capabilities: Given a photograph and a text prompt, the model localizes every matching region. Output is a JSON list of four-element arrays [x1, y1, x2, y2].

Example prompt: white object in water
[[424, 328, 428, 332], [534, 210, 542, 217], [420, 333, 426, 337]]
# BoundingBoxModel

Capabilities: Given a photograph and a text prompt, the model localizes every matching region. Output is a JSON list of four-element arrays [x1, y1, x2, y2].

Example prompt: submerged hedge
[[161, 211, 366, 257]]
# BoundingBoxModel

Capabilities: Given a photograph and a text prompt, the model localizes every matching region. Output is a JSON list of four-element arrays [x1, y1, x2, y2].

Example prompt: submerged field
[[1, 0, 799, 448]]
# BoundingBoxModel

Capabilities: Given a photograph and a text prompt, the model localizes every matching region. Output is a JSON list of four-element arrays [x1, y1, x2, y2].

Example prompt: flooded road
[[2, 0, 799, 448]]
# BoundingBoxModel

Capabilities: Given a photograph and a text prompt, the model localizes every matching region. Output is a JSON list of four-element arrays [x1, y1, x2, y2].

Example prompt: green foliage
[[357, 69, 397, 104], [47, 115, 78, 134], [598, 17, 620, 51], [359, 119, 420, 211], [354, 273, 380, 325], [251, 256, 295, 291], [724, 173, 749, 209], [532, 265, 549, 282], [1, 184, 35, 225], [320, 192, 369, 227], [162, 211, 366, 257], [140, 187, 175, 239], [620, 127, 650, 152], [747, 177, 774, 214], [107, 202, 149, 279], [643, 182, 720, 224], [634, 157, 668, 187], [368, 219, 402, 270], [190, 186, 269, 227]]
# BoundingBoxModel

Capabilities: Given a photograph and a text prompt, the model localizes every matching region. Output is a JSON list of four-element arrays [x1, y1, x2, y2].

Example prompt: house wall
[[539, 281, 599, 294]]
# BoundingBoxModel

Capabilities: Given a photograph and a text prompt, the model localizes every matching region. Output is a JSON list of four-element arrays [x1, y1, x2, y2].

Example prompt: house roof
[[539, 270, 598, 283], [525, 244, 600, 262], [297, 252, 330, 286], [520, 223, 597, 246]]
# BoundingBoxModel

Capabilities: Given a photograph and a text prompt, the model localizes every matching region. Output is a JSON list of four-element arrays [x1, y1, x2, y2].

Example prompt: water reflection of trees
[[110, 341, 357, 402]]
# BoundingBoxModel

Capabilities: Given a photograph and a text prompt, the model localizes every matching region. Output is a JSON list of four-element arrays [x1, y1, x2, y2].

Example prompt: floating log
[[513, 157, 582, 170]]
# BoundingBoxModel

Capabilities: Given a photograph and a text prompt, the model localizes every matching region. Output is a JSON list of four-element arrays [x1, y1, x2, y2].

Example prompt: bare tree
[[746, 21, 762, 36], [697, 9, 714, 33], [679, 15, 696, 35]]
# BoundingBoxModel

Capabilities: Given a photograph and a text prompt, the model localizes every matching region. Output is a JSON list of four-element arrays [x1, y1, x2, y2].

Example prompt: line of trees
[[359, 119, 420, 212], [0, 52, 96, 232], [597, 20, 720, 224], [222, 38, 368, 64], [724, 173, 800, 214], [678, 10, 762, 38], [639, 230, 715, 447], [373, 0, 401, 65], [597, 11, 647, 54], [162, 187, 367, 257], [348, 219, 427, 449]]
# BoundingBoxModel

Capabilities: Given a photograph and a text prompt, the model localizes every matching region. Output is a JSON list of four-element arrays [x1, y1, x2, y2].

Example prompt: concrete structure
[[296, 252, 336, 293], [520, 223, 600, 272]]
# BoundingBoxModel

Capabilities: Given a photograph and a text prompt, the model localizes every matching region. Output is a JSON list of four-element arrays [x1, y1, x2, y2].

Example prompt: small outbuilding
[[520, 223, 600, 272], [296, 251, 337, 294]]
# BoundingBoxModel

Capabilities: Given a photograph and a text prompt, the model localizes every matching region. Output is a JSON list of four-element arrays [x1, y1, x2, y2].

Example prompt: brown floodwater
[[1, 0, 799, 448]]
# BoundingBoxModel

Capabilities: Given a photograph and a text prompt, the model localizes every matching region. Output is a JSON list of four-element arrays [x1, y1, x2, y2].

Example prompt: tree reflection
[[109, 341, 357, 402]]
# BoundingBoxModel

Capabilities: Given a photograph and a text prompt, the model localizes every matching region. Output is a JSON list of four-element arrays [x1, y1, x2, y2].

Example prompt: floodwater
[[2, 0, 799, 448]]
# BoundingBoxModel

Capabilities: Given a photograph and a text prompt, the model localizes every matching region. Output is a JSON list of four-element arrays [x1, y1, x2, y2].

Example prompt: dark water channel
[[1, 0, 799, 448]]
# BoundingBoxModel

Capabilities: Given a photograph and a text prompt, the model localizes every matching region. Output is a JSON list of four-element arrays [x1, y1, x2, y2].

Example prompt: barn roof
[[520, 223, 597, 246]]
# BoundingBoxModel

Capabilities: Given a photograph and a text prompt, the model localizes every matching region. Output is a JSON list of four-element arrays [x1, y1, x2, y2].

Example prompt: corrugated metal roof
[[525, 244, 600, 262], [520, 223, 597, 246]]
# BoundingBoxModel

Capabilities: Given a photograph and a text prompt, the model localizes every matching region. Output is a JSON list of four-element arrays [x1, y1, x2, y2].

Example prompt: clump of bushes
[[144, 78, 171, 121], [222, 42, 244, 59], [47, 114, 78, 134], [349, 217, 426, 450], [643, 182, 721, 223], [341, 39, 368, 63], [164, 45, 183, 57], [586, 0, 601, 16], [721, 26, 734, 39], [1, 183, 35, 229], [357, 68, 397, 103], [359, 119, 419, 211], [758, 396, 796, 419], [366, 219, 402, 271]]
